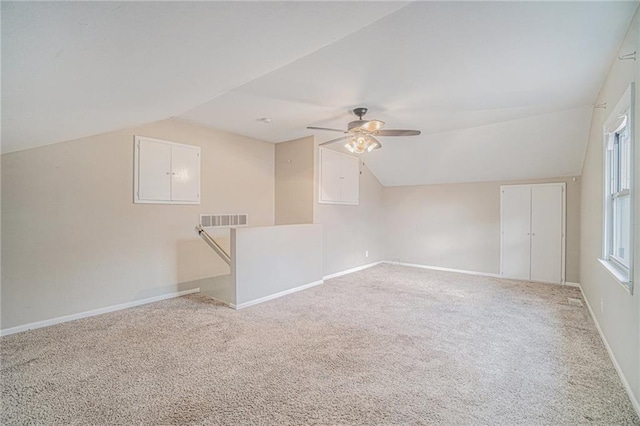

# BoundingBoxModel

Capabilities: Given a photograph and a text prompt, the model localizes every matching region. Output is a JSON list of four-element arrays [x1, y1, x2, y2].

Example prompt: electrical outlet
[[365, 250, 369, 258], [600, 298, 604, 314]]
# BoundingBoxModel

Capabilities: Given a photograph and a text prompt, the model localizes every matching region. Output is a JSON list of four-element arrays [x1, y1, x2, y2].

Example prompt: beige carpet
[[1, 264, 638, 425]]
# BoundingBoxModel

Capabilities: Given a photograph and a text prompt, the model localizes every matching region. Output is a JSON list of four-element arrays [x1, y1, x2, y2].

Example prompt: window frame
[[600, 83, 635, 294]]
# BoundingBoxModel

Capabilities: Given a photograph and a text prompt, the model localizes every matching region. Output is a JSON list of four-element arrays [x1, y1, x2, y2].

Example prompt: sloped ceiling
[[3, 1, 638, 185], [1, 1, 408, 152]]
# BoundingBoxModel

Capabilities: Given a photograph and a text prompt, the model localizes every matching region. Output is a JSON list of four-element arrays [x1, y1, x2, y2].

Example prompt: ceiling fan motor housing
[[348, 120, 369, 131]]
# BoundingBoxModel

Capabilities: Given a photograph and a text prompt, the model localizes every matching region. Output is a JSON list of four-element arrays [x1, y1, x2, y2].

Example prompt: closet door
[[501, 186, 531, 280], [340, 154, 360, 204], [138, 139, 172, 201], [530, 185, 563, 283], [319, 148, 343, 203], [319, 148, 359, 205], [170, 144, 200, 202]]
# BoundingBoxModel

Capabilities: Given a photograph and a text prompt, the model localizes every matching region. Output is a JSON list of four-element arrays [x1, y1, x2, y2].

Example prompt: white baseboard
[[0, 288, 200, 337], [578, 284, 640, 417], [386, 261, 501, 278], [323, 261, 384, 280], [387, 261, 582, 288], [231, 280, 324, 310]]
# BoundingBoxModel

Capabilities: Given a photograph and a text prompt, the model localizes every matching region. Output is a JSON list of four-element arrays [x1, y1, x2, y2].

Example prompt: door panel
[[171, 145, 200, 202], [320, 149, 342, 202], [340, 155, 360, 204], [530, 185, 563, 283], [138, 140, 172, 201], [501, 186, 531, 280]]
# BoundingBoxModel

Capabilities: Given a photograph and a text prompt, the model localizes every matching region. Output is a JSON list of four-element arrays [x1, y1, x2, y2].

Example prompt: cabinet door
[[340, 155, 360, 204], [320, 149, 343, 203], [530, 185, 563, 283], [138, 139, 172, 201], [171, 145, 200, 202], [501, 186, 531, 280]]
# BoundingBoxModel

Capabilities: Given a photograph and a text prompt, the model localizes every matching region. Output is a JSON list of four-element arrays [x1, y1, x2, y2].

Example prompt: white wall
[[275, 136, 314, 225], [313, 145, 385, 276], [1, 119, 275, 329], [579, 9, 640, 408], [232, 224, 323, 306], [383, 176, 581, 282], [0, 157, 2, 330]]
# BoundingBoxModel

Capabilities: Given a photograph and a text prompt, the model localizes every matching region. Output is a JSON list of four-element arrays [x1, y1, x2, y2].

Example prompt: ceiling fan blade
[[307, 126, 347, 133], [357, 120, 385, 132], [319, 135, 352, 146], [376, 129, 421, 136]]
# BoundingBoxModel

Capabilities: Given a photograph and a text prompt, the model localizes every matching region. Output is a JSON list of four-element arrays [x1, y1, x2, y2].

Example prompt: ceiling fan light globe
[[344, 134, 382, 154], [345, 143, 356, 153], [367, 142, 379, 152]]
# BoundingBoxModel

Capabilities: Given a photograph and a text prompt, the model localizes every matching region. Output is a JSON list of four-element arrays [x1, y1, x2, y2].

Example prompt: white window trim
[[601, 83, 635, 295]]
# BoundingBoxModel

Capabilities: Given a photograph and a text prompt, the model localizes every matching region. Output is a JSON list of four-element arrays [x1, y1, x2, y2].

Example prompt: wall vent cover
[[200, 214, 248, 228]]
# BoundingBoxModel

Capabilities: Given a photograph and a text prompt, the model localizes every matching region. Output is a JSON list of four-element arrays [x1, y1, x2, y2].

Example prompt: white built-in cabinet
[[134, 136, 201, 204], [319, 147, 359, 205], [500, 183, 565, 284]]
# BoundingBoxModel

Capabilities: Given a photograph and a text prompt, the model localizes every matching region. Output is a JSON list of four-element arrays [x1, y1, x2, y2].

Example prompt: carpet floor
[[1, 264, 638, 425]]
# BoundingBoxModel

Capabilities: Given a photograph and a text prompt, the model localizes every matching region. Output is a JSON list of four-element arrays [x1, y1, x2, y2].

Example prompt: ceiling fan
[[307, 107, 421, 154]]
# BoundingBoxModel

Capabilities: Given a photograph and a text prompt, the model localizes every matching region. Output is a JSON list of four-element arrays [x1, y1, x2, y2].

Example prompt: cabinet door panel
[[171, 145, 200, 202], [138, 140, 172, 201], [320, 149, 343, 203], [340, 155, 360, 204], [501, 186, 531, 280], [530, 185, 563, 283]]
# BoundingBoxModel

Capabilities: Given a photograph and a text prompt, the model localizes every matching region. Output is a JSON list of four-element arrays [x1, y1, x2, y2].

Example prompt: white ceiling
[[1, 1, 407, 153], [3, 1, 637, 185]]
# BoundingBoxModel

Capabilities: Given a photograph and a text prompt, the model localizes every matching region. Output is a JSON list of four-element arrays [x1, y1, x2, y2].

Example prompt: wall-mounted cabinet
[[319, 147, 359, 205], [134, 136, 201, 204]]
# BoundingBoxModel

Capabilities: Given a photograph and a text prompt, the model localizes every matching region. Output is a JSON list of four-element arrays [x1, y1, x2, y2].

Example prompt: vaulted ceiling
[[3, 1, 637, 185]]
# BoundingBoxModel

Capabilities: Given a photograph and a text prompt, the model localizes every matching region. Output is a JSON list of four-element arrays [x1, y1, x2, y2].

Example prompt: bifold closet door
[[501, 186, 531, 280], [530, 185, 563, 283]]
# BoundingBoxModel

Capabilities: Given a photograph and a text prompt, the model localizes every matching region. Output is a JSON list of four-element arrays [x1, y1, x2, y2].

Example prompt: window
[[601, 83, 634, 293]]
